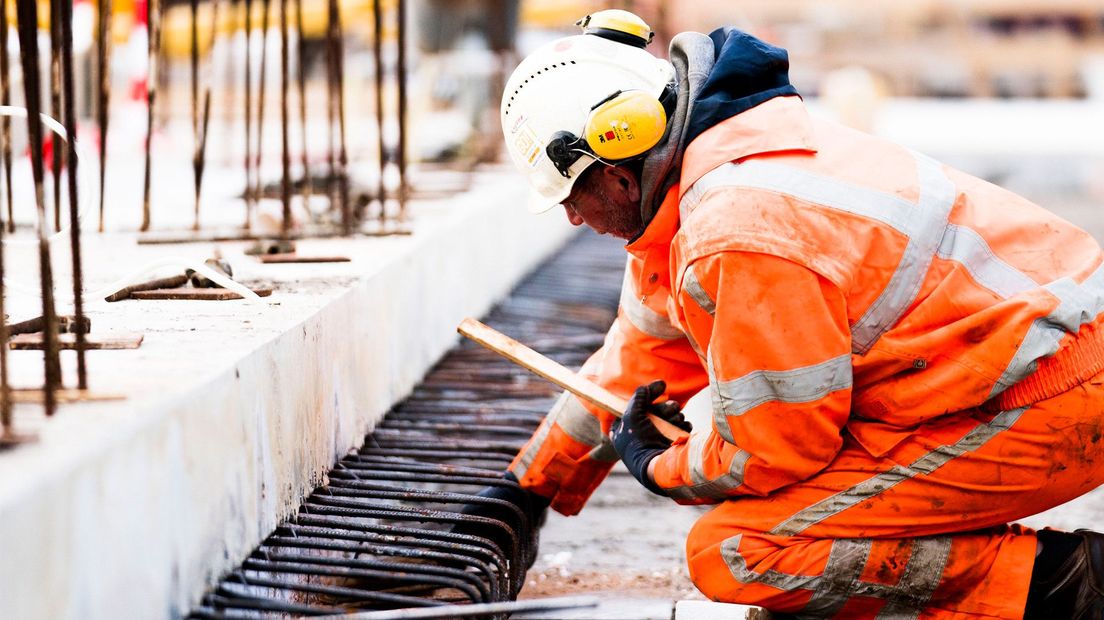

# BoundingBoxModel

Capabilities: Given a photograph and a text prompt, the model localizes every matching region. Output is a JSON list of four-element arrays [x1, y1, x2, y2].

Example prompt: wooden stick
[[457, 318, 688, 441]]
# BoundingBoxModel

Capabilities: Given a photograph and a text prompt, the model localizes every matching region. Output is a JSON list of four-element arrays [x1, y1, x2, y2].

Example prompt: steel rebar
[[396, 0, 407, 220], [49, 0, 63, 233], [96, 0, 112, 232], [141, 0, 162, 231], [0, 158, 9, 435], [325, 0, 340, 230], [189, 0, 199, 229], [295, 0, 309, 214], [242, 0, 255, 229], [372, 0, 385, 224], [60, 0, 87, 388], [254, 0, 271, 206], [16, 0, 62, 415], [0, 0, 13, 233], [193, 0, 219, 231], [278, 0, 291, 237], [334, 0, 348, 229]]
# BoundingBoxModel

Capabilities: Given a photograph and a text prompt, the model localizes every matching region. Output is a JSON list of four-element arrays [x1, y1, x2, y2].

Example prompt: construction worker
[[489, 10, 1104, 620]]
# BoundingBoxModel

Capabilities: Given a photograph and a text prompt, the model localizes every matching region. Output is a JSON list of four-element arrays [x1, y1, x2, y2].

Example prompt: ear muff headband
[[545, 85, 674, 179]]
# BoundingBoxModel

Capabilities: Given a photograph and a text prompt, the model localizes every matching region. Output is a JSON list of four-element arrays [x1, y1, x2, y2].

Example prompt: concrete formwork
[[0, 170, 574, 619]]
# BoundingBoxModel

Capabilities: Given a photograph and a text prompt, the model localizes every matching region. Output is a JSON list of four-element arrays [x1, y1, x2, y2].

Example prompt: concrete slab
[[675, 600, 767, 620], [0, 169, 575, 619], [514, 596, 674, 620]]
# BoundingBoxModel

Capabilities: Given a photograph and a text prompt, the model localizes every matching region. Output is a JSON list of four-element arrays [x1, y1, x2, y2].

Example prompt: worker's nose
[[562, 204, 584, 227]]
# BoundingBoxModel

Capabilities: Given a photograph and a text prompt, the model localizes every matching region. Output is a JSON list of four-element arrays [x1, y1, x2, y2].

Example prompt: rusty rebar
[[141, 0, 162, 231], [295, 0, 310, 210], [0, 0, 13, 234], [190, 0, 199, 229], [255, 0, 271, 205], [0, 165, 8, 435], [16, 0, 61, 415], [325, 0, 340, 230], [49, 0, 63, 233], [278, 0, 290, 238], [59, 0, 87, 388], [334, 0, 348, 229], [396, 0, 407, 220], [242, 0, 255, 229], [192, 0, 219, 231], [372, 0, 385, 225], [96, 0, 112, 232], [104, 274, 188, 302]]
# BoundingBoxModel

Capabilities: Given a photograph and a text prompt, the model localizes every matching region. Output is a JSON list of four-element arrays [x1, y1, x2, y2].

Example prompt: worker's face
[[560, 164, 643, 240]]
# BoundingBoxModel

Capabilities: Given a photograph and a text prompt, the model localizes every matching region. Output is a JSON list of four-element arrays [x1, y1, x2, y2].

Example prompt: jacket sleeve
[[650, 251, 853, 504], [509, 256, 708, 516]]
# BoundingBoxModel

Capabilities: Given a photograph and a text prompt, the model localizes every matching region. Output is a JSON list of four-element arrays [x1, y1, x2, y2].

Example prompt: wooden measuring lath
[[457, 318, 688, 442]]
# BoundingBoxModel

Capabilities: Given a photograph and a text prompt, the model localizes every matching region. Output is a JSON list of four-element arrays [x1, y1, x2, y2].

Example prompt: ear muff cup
[[582, 90, 667, 161]]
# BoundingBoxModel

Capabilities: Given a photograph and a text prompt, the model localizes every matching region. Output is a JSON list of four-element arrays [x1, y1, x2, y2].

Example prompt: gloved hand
[[451, 471, 550, 567], [610, 380, 693, 496]]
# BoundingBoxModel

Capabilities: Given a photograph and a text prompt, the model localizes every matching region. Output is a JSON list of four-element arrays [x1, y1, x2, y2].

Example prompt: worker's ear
[[602, 164, 642, 203]]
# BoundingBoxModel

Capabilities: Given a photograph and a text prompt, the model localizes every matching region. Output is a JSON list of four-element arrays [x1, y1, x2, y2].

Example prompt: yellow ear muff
[[582, 90, 667, 161]]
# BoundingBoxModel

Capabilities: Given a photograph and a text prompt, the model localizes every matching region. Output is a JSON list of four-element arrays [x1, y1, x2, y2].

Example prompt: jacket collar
[[627, 95, 817, 260], [679, 95, 817, 199]]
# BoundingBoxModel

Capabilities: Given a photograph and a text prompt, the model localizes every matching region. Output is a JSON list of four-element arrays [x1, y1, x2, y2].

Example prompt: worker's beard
[[590, 180, 644, 241]]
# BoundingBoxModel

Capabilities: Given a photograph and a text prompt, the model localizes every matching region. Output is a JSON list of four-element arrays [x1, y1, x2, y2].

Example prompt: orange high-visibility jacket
[[510, 94, 1104, 514]]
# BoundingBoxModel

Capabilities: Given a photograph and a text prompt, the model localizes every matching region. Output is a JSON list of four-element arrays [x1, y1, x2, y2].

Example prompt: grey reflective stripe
[[513, 416, 552, 481], [712, 353, 853, 418], [801, 538, 873, 617], [665, 432, 751, 502], [770, 406, 1027, 536], [874, 537, 953, 620], [678, 154, 955, 354], [720, 535, 951, 615], [548, 391, 611, 451], [618, 264, 684, 341], [851, 153, 955, 353], [992, 262, 1104, 397], [936, 224, 1038, 298], [708, 355, 737, 444], [682, 267, 716, 315]]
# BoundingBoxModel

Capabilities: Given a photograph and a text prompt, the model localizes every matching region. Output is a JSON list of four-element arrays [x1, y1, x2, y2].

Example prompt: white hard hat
[[500, 26, 675, 213]]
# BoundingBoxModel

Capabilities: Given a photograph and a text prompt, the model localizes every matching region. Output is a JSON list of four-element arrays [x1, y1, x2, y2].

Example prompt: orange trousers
[[686, 373, 1104, 619]]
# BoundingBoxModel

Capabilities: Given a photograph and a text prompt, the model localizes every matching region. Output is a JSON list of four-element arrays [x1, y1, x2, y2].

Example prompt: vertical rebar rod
[[255, 0, 271, 205], [334, 0, 348, 230], [325, 0, 340, 231], [295, 0, 309, 210], [194, 0, 218, 232], [372, 0, 385, 225], [0, 182, 9, 435], [0, 0, 14, 233], [278, 0, 290, 237], [190, 0, 199, 229], [243, 0, 254, 229], [60, 0, 87, 389], [16, 0, 61, 415], [96, 0, 112, 232], [49, 0, 63, 233], [396, 0, 407, 220], [141, 0, 162, 231]]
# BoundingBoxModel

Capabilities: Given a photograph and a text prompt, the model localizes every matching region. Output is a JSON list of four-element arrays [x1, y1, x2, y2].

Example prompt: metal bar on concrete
[[60, 0, 88, 388], [141, 0, 162, 231], [96, 0, 112, 232], [334, 0, 349, 230], [243, 0, 255, 230], [49, 0, 63, 233], [255, 0, 272, 207], [295, 0, 310, 213], [396, 0, 407, 220], [309, 596, 600, 620], [279, 0, 291, 237], [16, 0, 62, 416], [373, 0, 386, 225], [0, 0, 13, 234]]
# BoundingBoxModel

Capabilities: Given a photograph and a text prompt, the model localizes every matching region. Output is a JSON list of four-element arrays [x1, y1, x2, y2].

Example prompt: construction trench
[[187, 230, 625, 619]]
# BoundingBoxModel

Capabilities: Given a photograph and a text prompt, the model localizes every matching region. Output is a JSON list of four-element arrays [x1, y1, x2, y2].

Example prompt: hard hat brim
[[526, 188, 564, 214]]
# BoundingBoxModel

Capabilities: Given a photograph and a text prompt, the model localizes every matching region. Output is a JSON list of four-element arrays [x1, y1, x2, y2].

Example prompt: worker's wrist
[[638, 450, 667, 496]]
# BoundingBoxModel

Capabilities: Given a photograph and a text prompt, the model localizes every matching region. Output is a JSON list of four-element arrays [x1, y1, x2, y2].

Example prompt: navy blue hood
[[684, 28, 801, 146]]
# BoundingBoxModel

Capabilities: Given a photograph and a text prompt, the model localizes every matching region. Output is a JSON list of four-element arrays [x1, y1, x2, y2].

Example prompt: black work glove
[[451, 471, 551, 567], [610, 380, 693, 496]]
